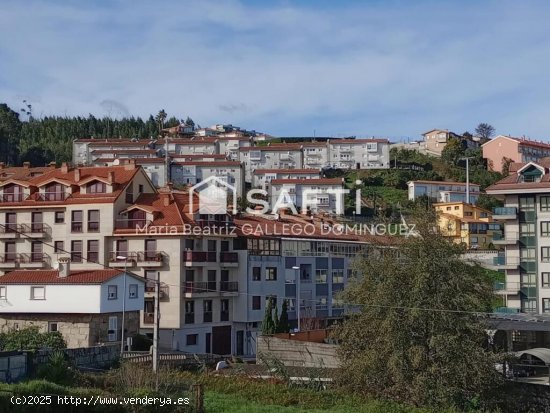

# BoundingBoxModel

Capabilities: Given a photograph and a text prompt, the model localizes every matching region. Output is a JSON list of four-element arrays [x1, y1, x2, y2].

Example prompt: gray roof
[[516, 348, 550, 365]]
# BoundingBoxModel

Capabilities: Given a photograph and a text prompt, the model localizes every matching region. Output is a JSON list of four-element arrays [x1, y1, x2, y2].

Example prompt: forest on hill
[[0, 103, 188, 165]]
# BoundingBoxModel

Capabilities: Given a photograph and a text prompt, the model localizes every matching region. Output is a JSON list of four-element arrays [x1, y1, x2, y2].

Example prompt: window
[[185, 301, 195, 324], [221, 299, 229, 321], [316, 296, 328, 309], [125, 185, 134, 203], [464, 212, 473, 217], [48, 322, 58, 333], [107, 285, 117, 300], [87, 240, 99, 262], [252, 296, 261, 310], [252, 267, 261, 281], [541, 196, 550, 212], [544, 299, 550, 313], [454, 206, 459, 210], [31, 286, 45, 300], [203, 300, 213, 322], [542, 247, 550, 262], [521, 248, 536, 261], [332, 269, 344, 284], [54, 211, 65, 224], [266, 267, 277, 281], [542, 222, 550, 237], [69, 240, 81, 261], [138, 184, 144, 193], [71, 210, 83, 232], [543, 273, 550, 288], [88, 181, 106, 194], [88, 210, 100, 232], [186, 334, 198, 346], [129, 284, 138, 299], [247, 238, 280, 255], [316, 269, 328, 283], [0, 286, 6, 300]]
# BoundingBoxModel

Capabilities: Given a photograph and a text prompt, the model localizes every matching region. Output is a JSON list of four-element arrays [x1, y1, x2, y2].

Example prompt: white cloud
[[1, 0, 550, 139]]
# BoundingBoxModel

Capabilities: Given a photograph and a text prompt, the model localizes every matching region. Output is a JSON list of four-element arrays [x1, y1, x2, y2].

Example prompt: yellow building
[[434, 202, 499, 249]]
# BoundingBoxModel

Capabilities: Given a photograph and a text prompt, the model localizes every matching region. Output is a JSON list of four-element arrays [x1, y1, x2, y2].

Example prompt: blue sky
[[1, 0, 550, 141]]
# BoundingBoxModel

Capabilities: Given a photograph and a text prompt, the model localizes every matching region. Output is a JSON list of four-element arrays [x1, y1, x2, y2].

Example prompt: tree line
[[0, 103, 195, 166]]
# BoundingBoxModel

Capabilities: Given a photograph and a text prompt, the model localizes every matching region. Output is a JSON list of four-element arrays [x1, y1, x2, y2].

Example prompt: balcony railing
[[494, 307, 520, 314], [492, 207, 517, 218], [109, 252, 138, 262], [114, 219, 153, 230], [19, 223, 51, 234], [182, 281, 217, 294], [143, 313, 154, 324], [0, 253, 50, 264], [219, 252, 238, 263], [182, 251, 217, 263], [195, 220, 235, 229], [494, 281, 521, 293], [145, 282, 169, 298], [0, 253, 19, 263], [0, 224, 19, 234], [35, 192, 71, 201], [0, 193, 28, 203], [137, 251, 164, 262], [492, 232, 519, 242], [492, 256, 520, 268], [220, 281, 238, 292]]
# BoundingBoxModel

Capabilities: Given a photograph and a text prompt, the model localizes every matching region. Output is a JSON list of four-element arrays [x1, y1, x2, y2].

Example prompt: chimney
[[162, 192, 172, 206], [108, 171, 114, 184], [23, 161, 30, 169], [48, 161, 56, 169], [74, 168, 81, 181], [124, 159, 136, 170], [61, 162, 69, 173], [58, 257, 71, 278]]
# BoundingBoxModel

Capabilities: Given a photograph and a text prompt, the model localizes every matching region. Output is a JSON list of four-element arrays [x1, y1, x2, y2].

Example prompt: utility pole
[[460, 157, 474, 204], [117, 257, 128, 356], [164, 136, 170, 186], [292, 266, 300, 331], [153, 271, 160, 390]]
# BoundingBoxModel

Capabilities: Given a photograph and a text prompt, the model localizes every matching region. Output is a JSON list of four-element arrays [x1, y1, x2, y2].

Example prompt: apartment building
[[482, 135, 550, 172], [268, 178, 345, 215], [216, 137, 252, 161], [170, 161, 245, 197], [408, 180, 480, 203], [158, 138, 218, 157], [252, 169, 321, 190], [239, 144, 304, 183], [302, 142, 329, 170], [0, 266, 144, 348], [486, 160, 550, 314], [327, 138, 390, 169], [73, 139, 156, 165], [434, 202, 497, 249]]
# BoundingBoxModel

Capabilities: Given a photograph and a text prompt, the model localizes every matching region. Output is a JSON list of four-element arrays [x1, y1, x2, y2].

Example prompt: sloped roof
[[0, 269, 141, 285]]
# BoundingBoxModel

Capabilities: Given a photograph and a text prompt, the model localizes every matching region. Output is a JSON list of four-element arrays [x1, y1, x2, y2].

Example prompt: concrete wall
[[256, 334, 340, 368]]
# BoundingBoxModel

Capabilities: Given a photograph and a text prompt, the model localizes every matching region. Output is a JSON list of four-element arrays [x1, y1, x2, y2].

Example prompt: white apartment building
[[486, 160, 550, 315], [302, 143, 329, 170], [73, 139, 156, 165], [268, 178, 345, 215], [252, 169, 321, 189], [159, 138, 218, 156], [239, 144, 304, 183], [407, 180, 481, 203], [0, 266, 144, 348], [216, 137, 252, 161], [170, 161, 245, 197], [327, 138, 390, 170]]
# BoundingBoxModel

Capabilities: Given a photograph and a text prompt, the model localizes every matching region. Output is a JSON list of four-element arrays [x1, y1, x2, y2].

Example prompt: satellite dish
[[113, 159, 120, 165]]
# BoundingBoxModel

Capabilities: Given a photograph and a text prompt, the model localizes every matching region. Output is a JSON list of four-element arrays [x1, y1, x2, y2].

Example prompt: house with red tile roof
[[0, 264, 144, 348], [482, 135, 550, 172]]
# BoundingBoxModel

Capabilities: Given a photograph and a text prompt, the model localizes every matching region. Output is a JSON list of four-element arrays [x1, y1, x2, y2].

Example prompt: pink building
[[483, 135, 550, 172]]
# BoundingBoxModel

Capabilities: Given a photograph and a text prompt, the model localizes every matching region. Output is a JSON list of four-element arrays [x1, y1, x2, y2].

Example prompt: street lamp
[[292, 265, 300, 332], [116, 255, 128, 355]]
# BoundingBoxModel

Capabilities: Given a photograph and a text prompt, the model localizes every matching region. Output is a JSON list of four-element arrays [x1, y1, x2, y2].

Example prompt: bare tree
[[475, 123, 495, 141]]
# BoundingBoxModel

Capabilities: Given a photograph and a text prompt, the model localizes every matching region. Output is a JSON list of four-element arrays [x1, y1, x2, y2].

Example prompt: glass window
[[129, 284, 138, 299], [186, 334, 198, 345], [88, 210, 100, 232], [252, 296, 261, 310], [87, 240, 99, 262], [108, 285, 117, 300], [542, 222, 550, 237], [71, 240, 82, 263], [316, 269, 328, 283], [54, 211, 65, 224], [54, 241, 64, 253], [522, 248, 536, 260], [252, 267, 261, 281], [31, 286, 45, 300], [543, 299, 550, 313], [332, 269, 344, 284], [542, 273, 550, 288], [0, 286, 6, 299], [88, 181, 106, 193], [541, 196, 550, 212], [266, 267, 277, 281], [48, 322, 58, 333], [542, 247, 550, 262], [71, 210, 83, 232]]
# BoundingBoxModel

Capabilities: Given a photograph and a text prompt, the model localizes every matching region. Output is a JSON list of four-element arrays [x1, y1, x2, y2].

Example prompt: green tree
[[335, 213, 502, 409], [262, 297, 275, 335], [440, 137, 465, 166], [475, 123, 495, 141], [0, 326, 66, 351], [0, 103, 22, 165], [277, 300, 291, 333], [155, 109, 167, 134], [184, 116, 195, 129], [476, 193, 502, 212], [273, 304, 280, 333]]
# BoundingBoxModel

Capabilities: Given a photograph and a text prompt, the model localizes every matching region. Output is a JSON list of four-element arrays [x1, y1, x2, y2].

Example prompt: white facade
[[170, 162, 244, 197], [328, 139, 390, 170], [302, 144, 329, 170], [268, 179, 345, 214], [252, 169, 321, 189], [407, 180, 480, 203], [239, 146, 303, 183]]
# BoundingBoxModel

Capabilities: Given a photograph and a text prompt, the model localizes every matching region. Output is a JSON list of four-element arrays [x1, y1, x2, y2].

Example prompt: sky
[[1, 0, 550, 141]]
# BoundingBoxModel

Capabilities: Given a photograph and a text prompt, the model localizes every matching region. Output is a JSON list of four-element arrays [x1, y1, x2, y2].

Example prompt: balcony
[[338, 147, 352, 153], [0, 193, 27, 203], [220, 281, 238, 295], [144, 282, 169, 300], [182, 281, 218, 297], [492, 207, 517, 220], [219, 252, 239, 266], [195, 219, 236, 230], [488, 255, 520, 270], [137, 251, 164, 267], [114, 219, 153, 231], [35, 192, 71, 202], [0, 224, 19, 239], [0, 253, 19, 269], [494, 281, 521, 295], [182, 251, 217, 266], [494, 307, 520, 314], [143, 312, 154, 325], [0, 253, 51, 269], [19, 223, 51, 238], [492, 231, 519, 245]]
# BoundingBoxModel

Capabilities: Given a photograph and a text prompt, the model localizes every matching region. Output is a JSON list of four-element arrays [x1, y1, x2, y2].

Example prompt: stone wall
[[0, 311, 140, 348], [32, 345, 120, 370], [257, 335, 340, 368]]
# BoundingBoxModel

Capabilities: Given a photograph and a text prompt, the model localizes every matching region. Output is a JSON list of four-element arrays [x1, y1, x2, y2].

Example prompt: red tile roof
[[240, 144, 303, 151], [88, 141, 152, 148], [328, 138, 389, 144], [91, 149, 157, 155], [170, 154, 227, 160], [408, 180, 480, 186], [173, 161, 241, 167], [270, 178, 343, 185], [0, 269, 127, 284]]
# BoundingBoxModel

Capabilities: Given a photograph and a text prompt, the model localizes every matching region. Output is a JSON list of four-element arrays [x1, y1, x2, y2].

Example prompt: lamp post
[[459, 156, 474, 204], [116, 255, 128, 356], [292, 265, 300, 331]]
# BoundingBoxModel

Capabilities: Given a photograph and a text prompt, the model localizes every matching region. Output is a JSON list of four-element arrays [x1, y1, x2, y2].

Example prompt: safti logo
[[189, 176, 237, 215]]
